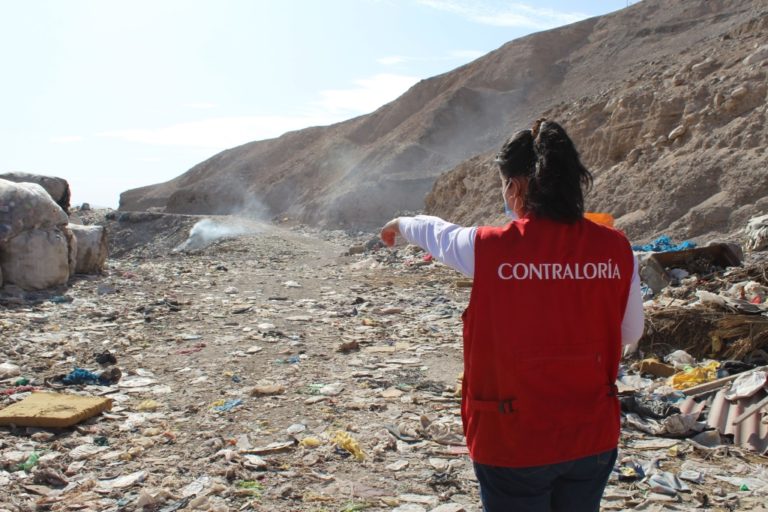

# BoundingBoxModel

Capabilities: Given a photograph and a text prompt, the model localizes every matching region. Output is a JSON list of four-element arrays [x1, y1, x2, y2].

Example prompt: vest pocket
[[511, 349, 613, 428]]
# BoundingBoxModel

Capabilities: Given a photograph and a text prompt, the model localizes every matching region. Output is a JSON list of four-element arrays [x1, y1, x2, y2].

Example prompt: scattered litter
[[0, 362, 21, 380], [639, 358, 677, 378], [319, 382, 345, 396], [332, 430, 365, 461], [724, 370, 767, 400], [212, 398, 243, 412], [94, 351, 118, 365], [59, 367, 121, 386], [2, 207, 767, 510], [299, 436, 322, 448], [338, 340, 360, 353], [665, 350, 696, 369], [137, 399, 162, 411], [16, 452, 40, 472], [249, 383, 285, 396], [633, 235, 696, 253], [97, 470, 147, 490], [670, 361, 720, 390]]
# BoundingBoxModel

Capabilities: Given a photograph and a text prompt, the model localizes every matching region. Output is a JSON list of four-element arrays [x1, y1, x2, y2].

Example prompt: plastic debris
[[648, 472, 690, 495], [237, 480, 264, 495], [724, 370, 767, 400], [16, 452, 40, 472], [94, 351, 117, 365], [633, 235, 696, 253], [137, 399, 161, 411], [665, 350, 696, 369], [1, 385, 38, 395], [59, 367, 121, 386], [332, 430, 365, 461], [213, 398, 243, 412], [670, 361, 720, 390], [299, 436, 322, 448], [0, 362, 21, 380], [97, 470, 148, 490]]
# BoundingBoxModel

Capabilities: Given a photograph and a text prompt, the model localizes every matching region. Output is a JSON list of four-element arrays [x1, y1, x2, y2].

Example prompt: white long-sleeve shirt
[[399, 215, 645, 348]]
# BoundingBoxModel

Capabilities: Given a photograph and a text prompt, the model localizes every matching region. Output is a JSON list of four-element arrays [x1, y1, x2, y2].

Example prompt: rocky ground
[[1, 213, 768, 511]]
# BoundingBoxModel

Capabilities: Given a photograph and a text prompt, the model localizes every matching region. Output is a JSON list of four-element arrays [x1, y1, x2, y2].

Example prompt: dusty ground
[[1, 214, 768, 511]]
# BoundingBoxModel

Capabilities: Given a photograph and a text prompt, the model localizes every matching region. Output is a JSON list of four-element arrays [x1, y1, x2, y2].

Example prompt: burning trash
[[173, 218, 263, 253]]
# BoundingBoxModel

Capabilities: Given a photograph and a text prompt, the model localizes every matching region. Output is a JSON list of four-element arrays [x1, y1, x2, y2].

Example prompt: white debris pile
[[746, 214, 768, 253]]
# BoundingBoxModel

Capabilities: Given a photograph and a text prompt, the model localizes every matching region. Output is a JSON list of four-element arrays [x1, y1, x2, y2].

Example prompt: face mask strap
[[502, 179, 519, 220]]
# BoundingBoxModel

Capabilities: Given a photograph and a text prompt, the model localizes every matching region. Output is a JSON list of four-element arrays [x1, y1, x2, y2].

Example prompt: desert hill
[[427, 1, 768, 242], [120, 0, 768, 240]]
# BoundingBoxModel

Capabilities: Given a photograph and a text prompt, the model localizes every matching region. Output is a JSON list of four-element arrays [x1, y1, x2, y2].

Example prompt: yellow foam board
[[0, 392, 112, 428]]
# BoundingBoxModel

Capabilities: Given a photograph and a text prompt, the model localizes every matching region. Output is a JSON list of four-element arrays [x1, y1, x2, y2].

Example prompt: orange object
[[585, 212, 615, 227]]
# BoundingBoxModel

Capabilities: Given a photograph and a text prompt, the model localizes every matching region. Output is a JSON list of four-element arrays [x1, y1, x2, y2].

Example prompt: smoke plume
[[173, 218, 264, 252]]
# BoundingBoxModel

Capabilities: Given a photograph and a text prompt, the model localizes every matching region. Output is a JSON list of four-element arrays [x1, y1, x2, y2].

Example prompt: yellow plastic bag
[[331, 431, 365, 461], [669, 361, 720, 390], [137, 399, 161, 411], [299, 436, 322, 448]]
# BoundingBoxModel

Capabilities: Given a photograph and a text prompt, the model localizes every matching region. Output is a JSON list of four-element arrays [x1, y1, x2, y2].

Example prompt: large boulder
[[0, 172, 71, 213], [0, 179, 72, 290], [0, 179, 68, 243], [0, 228, 71, 290], [69, 224, 107, 274]]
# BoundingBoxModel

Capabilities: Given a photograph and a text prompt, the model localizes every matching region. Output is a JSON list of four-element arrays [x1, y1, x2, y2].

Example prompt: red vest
[[461, 217, 634, 467]]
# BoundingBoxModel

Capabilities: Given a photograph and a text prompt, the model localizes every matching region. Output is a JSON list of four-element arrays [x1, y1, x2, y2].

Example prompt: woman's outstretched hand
[[380, 218, 401, 247]]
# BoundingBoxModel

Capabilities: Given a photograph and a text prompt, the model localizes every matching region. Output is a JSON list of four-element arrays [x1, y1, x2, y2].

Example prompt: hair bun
[[531, 118, 546, 140]]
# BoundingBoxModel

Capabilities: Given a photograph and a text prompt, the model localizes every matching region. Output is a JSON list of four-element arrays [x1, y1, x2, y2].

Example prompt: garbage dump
[[1, 212, 767, 511]]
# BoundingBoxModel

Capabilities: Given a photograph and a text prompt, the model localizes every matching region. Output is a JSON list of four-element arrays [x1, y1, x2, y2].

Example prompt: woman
[[380, 120, 644, 512]]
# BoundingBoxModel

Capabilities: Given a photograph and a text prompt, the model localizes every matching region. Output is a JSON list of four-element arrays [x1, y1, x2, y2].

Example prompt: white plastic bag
[[725, 370, 767, 400], [664, 349, 696, 369]]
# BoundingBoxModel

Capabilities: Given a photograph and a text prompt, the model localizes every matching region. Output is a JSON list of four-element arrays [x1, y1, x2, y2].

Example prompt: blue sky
[[0, 0, 635, 207]]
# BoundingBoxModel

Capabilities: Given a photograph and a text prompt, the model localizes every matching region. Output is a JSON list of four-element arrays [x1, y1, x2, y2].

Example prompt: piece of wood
[[682, 365, 768, 396], [731, 395, 768, 425]]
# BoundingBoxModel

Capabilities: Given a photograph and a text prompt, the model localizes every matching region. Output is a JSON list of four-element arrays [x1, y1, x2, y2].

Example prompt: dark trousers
[[473, 448, 618, 512]]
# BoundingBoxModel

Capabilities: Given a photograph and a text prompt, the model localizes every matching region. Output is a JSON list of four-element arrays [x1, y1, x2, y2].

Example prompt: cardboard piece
[[0, 392, 112, 428], [639, 358, 678, 378]]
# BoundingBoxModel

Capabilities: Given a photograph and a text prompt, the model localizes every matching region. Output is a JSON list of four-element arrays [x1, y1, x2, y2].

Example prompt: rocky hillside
[[120, 0, 767, 239], [427, 1, 768, 243]]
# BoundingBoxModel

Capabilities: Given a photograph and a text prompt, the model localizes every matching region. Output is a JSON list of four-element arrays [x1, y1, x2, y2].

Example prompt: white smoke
[[173, 218, 263, 252]]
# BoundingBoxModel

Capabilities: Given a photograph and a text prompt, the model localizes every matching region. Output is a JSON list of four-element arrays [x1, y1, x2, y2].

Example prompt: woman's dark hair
[[495, 119, 593, 223]]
